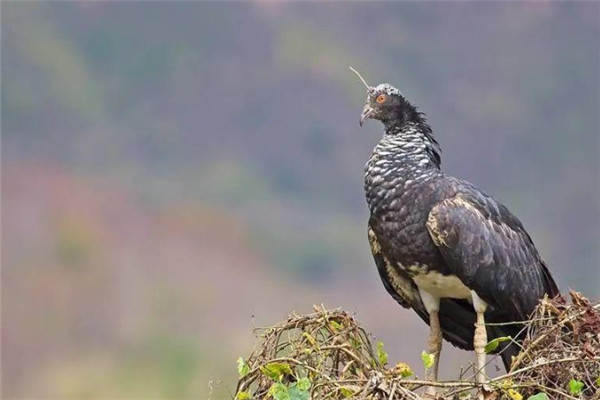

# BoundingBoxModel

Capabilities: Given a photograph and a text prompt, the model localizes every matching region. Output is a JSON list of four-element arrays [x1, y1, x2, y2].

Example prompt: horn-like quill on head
[[349, 66, 374, 93]]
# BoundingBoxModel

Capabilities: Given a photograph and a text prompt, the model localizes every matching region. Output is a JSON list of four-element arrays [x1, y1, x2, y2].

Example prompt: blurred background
[[2, 2, 599, 399]]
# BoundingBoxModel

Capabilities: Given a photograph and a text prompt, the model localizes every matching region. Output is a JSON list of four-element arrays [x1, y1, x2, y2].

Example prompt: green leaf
[[288, 384, 309, 400], [339, 386, 358, 398], [297, 377, 311, 391], [484, 336, 511, 354], [237, 357, 250, 377], [302, 332, 316, 346], [377, 341, 388, 365], [260, 362, 293, 381], [507, 389, 523, 400], [527, 393, 549, 400], [568, 379, 584, 395], [269, 382, 290, 400], [393, 362, 413, 378], [596, 376, 600, 387], [421, 350, 435, 370], [329, 320, 343, 331], [236, 391, 251, 400]]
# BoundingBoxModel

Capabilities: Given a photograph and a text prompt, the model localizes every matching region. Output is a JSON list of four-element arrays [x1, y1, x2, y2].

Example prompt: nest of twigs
[[235, 292, 600, 400]]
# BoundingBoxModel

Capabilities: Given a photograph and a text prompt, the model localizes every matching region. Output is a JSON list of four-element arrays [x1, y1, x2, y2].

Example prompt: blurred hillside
[[2, 2, 599, 399]]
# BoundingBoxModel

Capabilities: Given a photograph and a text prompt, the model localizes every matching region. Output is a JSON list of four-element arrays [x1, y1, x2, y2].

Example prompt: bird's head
[[350, 67, 422, 130]]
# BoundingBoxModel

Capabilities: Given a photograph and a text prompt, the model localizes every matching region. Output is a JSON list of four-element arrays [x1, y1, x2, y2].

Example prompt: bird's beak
[[360, 105, 374, 127]]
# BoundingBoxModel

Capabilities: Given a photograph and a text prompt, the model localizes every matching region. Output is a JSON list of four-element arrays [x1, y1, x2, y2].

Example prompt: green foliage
[[258, 358, 311, 400], [484, 336, 511, 354], [393, 362, 413, 378], [596, 376, 600, 387], [568, 379, 584, 395], [259, 360, 311, 400], [376, 341, 388, 366], [421, 350, 435, 370], [267, 379, 311, 400], [302, 332, 317, 347], [296, 377, 311, 392], [269, 382, 290, 400], [339, 386, 358, 398], [329, 320, 343, 332], [237, 357, 250, 377], [236, 391, 251, 400], [288, 382, 310, 400], [527, 393, 549, 400], [260, 362, 294, 382], [506, 388, 522, 400]]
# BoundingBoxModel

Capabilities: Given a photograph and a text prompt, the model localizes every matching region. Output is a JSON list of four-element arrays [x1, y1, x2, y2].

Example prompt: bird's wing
[[368, 224, 422, 310], [368, 221, 479, 351], [426, 192, 559, 321]]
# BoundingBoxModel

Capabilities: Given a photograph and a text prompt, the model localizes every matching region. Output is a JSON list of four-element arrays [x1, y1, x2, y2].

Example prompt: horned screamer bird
[[351, 67, 559, 391]]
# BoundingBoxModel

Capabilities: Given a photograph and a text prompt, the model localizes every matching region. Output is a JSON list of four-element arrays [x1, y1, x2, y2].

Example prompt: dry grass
[[234, 292, 600, 400]]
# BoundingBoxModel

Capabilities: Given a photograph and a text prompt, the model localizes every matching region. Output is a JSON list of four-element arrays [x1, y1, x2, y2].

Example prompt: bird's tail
[[489, 324, 523, 371], [438, 298, 527, 372]]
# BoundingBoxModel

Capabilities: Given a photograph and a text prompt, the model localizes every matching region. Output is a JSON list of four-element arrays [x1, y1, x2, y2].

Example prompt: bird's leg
[[419, 290, 442, 397], [474, 311, 487, 383], [471, 291, 488, 384], [427, 310, 443, 381]]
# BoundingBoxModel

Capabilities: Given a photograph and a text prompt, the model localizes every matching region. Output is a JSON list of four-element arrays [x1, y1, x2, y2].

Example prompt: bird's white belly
[[413, 270, 471, 299]]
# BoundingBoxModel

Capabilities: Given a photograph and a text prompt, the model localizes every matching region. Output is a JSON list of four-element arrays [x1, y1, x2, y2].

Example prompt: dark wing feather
[[368, 225, 423, 311], [426, 192, 559, 322], [369, 222, 479, 351]]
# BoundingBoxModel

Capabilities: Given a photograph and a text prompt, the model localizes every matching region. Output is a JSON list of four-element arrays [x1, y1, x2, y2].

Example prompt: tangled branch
[[234, 292, 600, 400]]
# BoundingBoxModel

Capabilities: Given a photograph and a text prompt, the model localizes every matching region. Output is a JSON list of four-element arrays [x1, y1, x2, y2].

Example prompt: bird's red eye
[[376, 94, 386, 104]]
